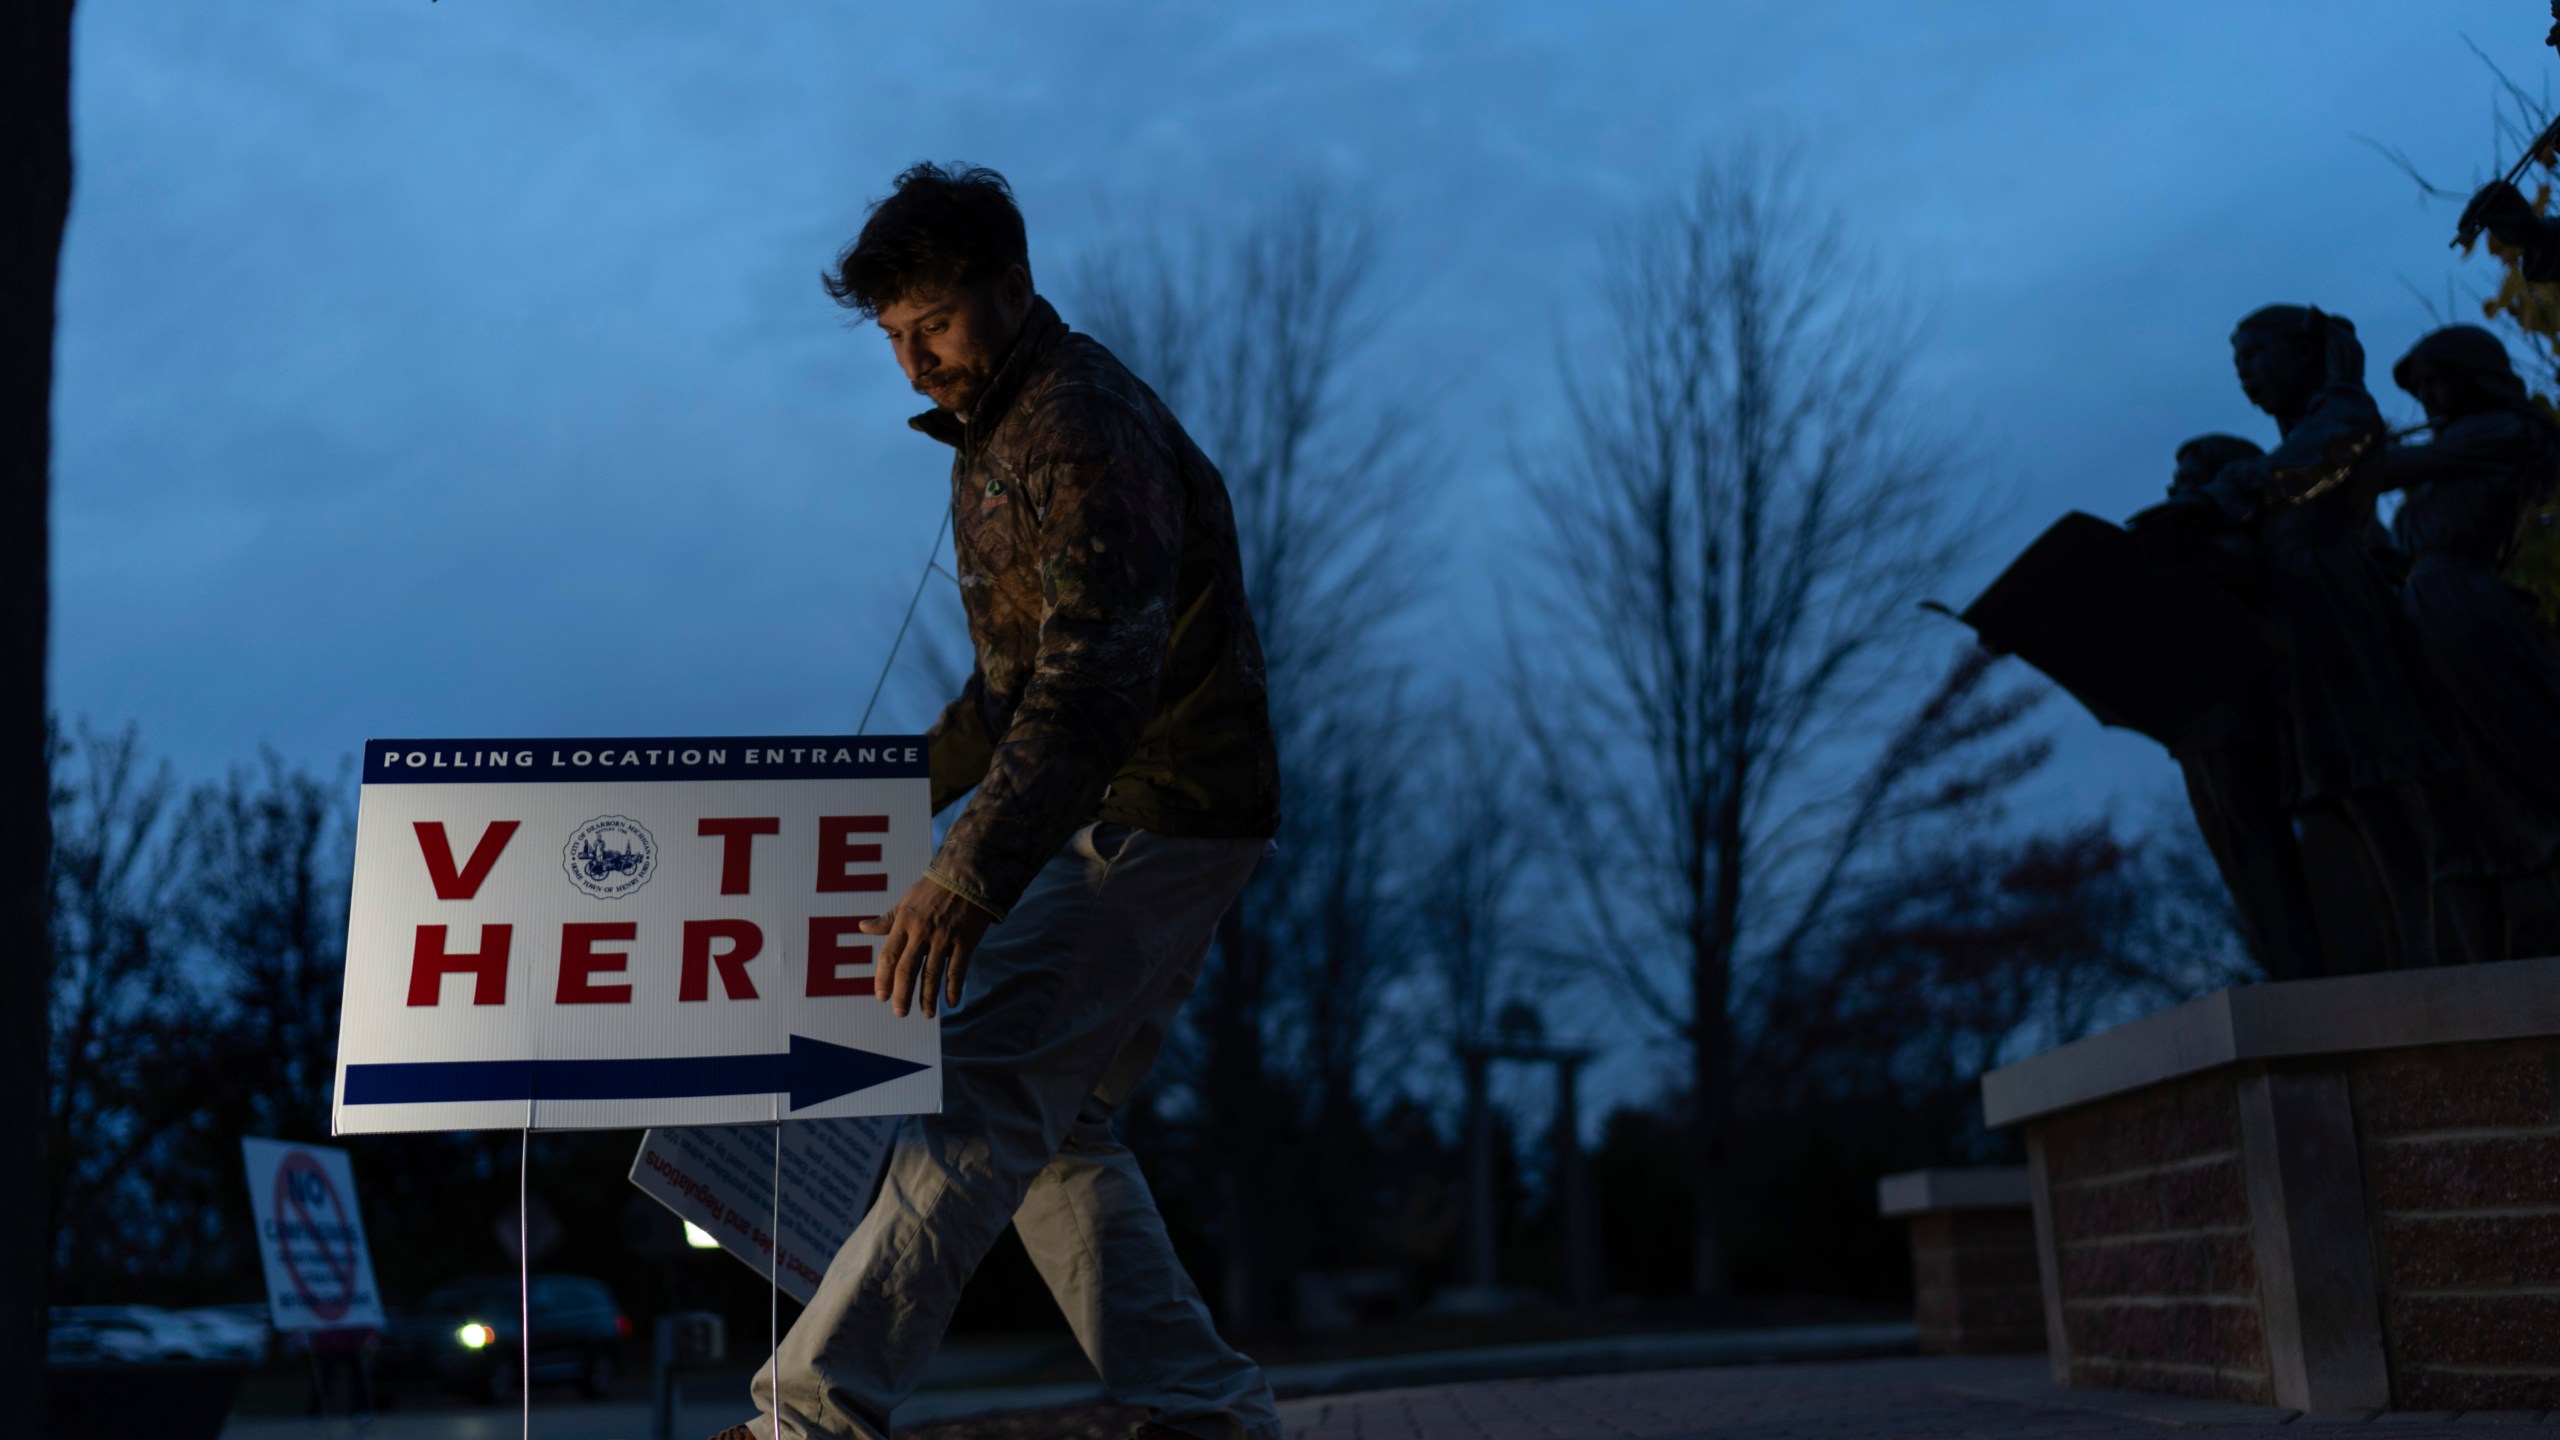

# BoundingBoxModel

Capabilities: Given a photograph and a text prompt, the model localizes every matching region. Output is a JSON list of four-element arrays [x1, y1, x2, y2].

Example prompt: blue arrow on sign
[[340, 1034, 929, 1113]]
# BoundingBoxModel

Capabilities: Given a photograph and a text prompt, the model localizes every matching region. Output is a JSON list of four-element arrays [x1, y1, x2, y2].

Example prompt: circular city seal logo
[[563, 815, 657, 900]]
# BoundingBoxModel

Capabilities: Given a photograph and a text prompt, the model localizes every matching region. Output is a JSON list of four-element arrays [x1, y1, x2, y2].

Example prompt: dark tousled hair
[[824, 162, 1029, 317]]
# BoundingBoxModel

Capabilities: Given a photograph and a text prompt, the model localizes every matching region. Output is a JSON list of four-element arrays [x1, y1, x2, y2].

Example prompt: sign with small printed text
[[628, 1117, 895, 1305], [332, 736, 939, 1134], [242, 1137, 386, 1332]]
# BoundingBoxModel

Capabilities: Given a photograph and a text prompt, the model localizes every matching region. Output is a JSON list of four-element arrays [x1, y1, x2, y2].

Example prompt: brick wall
[[2036, 1073, 2271, 1403], [2351, 1037, 2560, 1410], [1907, 1208, 2045, 1354]]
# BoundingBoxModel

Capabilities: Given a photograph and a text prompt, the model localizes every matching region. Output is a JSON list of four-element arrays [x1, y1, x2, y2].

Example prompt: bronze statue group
[[2117, 305, 2560, 980], [1970, 6, 2560, 984]]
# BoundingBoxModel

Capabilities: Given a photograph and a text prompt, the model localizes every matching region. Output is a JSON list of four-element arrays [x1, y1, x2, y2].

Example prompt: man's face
[[2232, 330, 2315, 417], [875, 266, 1032, 418]]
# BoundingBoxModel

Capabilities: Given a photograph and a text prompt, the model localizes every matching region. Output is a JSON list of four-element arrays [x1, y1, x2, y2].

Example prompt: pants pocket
[[1087, 821, 1142, 871]]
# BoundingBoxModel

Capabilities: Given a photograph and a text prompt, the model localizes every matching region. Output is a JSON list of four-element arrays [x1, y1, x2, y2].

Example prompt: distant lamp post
[[1445, 1001, 1601, 1312]]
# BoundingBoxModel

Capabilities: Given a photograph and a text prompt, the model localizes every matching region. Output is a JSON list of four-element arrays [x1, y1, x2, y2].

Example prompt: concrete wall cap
[[1981, 953, 2560, 1129], [1876, 1166, 2031, 1216]]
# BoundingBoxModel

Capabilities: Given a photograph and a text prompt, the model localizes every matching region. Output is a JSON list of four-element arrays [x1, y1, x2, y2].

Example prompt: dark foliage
[[1589, 815, 2248, 1303]]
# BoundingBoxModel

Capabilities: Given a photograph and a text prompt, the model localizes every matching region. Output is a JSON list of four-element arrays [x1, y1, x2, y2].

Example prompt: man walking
[[730, 163, 1283, 1440]]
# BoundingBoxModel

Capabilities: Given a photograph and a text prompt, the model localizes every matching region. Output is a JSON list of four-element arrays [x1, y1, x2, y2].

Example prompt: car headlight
[[457, 1322, 495, 1350]]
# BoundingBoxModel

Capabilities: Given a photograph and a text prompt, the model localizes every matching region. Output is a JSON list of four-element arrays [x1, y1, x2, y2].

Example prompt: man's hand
[[859, 875, 994, 1019]]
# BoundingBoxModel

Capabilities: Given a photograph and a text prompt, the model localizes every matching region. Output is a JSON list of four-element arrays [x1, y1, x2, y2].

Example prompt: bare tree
[[185, 752, 355, 1144], [2, 0, 71, 1413], [1074, 187, 1422, 703], [1415, 717, 1531, 1044], [1267, 696, 1423, 1146], [44, 724, 195, 1290], [77, 753, 362, 1290], [1512, 145, 2042, 1297], [1411, 717, 1533, 1289], [1068, 183, 1437, 1329]]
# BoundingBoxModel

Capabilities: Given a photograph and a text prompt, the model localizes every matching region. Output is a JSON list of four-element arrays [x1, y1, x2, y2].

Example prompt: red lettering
[[679, 919, 763, 1001], [406, 924, 513, 1006], [806, 915, 877, 996], [558, 922, 636, 1004], [698, 817, 780, 895], [413, 820, 521, 900], [816, 815, 888, 893]]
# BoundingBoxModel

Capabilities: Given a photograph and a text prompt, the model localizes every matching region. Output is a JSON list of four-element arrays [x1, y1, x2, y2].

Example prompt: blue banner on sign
[[362, 736, 929, 785], [342, 1034, 929, 1112]]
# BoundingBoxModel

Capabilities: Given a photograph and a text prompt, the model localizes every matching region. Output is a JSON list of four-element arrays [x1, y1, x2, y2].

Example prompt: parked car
[[46, 1310, 103, 1363], [48, 1306, 199, 1362], [172, 1305, 271, 1363], [375, 1275, 629, 1403]]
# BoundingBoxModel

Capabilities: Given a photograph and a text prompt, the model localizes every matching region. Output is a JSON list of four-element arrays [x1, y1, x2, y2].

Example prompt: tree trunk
[[0, 0, 70, 1425], [1688, 1041, 1729, 1300], [1460, 1050, 1495, 1289], [1690, 787, 1746, 1300]]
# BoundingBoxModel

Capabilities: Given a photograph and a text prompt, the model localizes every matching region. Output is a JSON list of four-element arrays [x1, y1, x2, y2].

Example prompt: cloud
[[53, 0, 2549, 811]]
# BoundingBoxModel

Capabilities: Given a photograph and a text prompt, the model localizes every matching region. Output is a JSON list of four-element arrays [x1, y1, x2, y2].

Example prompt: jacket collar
[[906, 296, 1066, 451]]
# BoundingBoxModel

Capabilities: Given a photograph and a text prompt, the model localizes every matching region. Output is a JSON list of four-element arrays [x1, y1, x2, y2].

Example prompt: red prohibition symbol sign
[[274, 1152, 360, 1324]]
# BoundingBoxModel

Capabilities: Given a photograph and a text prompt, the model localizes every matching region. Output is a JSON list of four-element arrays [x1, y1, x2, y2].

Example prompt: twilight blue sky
[[52, 0, 2559, 817]]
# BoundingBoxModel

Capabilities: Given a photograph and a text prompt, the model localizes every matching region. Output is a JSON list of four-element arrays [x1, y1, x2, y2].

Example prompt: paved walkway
[[228, 1353, 2560, 1439], [1272, 1356, 2559, 1438], [902, 1320, 1919, 1426], [218, 1323, 1919, 1439]]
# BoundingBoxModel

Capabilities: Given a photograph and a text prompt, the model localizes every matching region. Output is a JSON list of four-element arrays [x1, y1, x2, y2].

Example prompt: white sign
[[629, 1118, 896, 1304], [332, 736, 940, 1134], [242, 1137, 386, 1333]]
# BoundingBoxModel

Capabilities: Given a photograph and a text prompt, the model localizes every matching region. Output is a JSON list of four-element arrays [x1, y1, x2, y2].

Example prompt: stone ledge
[[1982, 955, 2560, 1128], [1880, 1167, 2032, 1216]]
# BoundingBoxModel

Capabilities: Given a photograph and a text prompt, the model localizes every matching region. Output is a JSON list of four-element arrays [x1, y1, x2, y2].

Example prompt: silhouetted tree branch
[[1069, 182, 1438, 1328], [45, 724, 193, 1289]]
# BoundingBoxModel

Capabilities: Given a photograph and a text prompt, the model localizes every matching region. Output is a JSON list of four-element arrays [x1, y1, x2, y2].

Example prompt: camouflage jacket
[[914, 297, 1280, 919]]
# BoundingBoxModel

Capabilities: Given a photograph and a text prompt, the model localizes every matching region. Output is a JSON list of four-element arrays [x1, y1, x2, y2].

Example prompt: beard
[[915, 361, 995, 416]]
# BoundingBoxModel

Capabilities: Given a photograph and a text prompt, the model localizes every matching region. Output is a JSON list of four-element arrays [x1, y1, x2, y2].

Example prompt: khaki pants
[[752, 822, 1280, 1440]]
